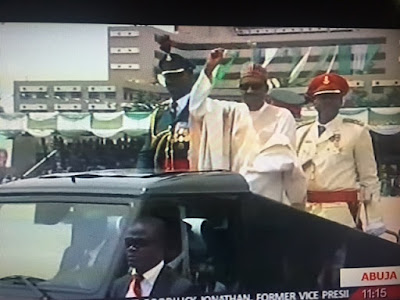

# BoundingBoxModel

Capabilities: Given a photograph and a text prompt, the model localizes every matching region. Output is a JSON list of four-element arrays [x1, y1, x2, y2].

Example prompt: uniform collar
[[316, 114, 342, 132], [315, 115, 342, 142], [172, 94, 190, 115]]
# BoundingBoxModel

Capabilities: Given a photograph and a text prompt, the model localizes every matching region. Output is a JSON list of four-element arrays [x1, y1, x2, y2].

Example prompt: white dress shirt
[[125, 260, 164, 298], [170, 94, 190, 116], [161, 94, 190, 117]]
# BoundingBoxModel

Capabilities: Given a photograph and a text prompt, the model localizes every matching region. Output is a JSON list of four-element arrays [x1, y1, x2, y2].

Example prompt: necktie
[[130, 273, 144, 298], [318, 125, 326, 137]]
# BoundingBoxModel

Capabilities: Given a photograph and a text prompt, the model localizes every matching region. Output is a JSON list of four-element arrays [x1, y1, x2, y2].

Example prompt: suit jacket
[[109, 266, 196, 298], [59, 239, 113, 271], [50, 239, 116, 289]]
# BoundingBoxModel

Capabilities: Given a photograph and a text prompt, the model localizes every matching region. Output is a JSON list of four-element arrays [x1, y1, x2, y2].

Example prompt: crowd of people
[[44, 136, 145, 175], [0, 137, 145, 182]]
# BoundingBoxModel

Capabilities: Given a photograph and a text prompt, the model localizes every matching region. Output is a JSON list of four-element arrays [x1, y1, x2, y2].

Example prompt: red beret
[[306, 73, 349, 98]]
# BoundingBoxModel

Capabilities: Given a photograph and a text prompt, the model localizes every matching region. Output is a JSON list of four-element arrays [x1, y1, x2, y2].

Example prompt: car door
[[238, 193, 400, 292], [134, 191, 400, 295]]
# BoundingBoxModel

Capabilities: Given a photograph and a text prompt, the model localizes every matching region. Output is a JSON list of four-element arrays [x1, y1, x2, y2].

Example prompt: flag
[[352, 45, 368, 74], [364, 44, 380, 74], [262, 48, 278, 68], [289, 47, 312, 84], [213, 50, 240, 87], [252, 48, 263, 65], [338, 45, 352, 75], [296, 46, 334, 86], [327, 45, 339, 73]]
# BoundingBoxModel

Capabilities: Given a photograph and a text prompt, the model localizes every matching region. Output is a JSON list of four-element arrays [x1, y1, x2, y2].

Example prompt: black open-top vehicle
[[0, 170, 399, 299]]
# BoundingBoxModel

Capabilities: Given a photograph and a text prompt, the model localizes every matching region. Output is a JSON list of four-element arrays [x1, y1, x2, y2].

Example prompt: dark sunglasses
[[239, 82, 265, 91], [124, 237, 150, 249]]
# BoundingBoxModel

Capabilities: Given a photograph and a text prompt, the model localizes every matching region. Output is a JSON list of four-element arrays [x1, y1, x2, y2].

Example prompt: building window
[[20, 92, 48, 99], [372, 87, 384, 94], [110, 30, 139, 37], [54, 92, 68, 99], [89, 92, 100, 99], [71, 92, 82, 99], [105, 92, 116, 99]]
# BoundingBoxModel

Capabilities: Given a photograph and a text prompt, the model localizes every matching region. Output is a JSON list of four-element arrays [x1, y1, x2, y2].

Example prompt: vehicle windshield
[[0, 197, 131, 292]]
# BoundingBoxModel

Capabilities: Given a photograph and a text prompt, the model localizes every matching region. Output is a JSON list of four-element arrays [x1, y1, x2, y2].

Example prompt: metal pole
[[23, 149, 57, 178]]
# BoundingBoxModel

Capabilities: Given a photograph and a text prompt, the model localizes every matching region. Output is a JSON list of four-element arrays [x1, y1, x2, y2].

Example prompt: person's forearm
[[189, 70, 214, 117], [189, 49, 223, 117]]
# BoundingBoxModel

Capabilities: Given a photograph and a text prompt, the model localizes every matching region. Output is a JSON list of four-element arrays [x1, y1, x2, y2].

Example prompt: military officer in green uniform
[[136, 52, 195, 171]]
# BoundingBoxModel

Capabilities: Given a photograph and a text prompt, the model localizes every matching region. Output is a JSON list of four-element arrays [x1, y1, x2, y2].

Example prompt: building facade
[[13, 25, 400, 112], [13, 80, 168, 112]]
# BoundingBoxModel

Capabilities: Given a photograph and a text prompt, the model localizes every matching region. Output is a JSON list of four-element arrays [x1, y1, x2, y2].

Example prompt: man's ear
[[341, 96, 346, 107], [184, 70, 194, 80], [304, 94, 313, 104], [264, 82, 269, 93]]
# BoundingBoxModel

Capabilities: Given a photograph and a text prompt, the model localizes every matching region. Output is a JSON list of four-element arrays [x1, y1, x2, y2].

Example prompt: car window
[[0, 203, 72, 280], [0, 199, 131, 292]]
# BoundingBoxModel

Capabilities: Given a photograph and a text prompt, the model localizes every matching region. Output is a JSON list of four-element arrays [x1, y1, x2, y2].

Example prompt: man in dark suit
[[50, 216, 118, 289], [109, 217, 196, 298]]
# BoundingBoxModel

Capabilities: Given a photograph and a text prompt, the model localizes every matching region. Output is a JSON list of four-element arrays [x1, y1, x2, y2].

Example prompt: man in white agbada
[[238, 64, 297, 149], [189, 49, 306, 205]]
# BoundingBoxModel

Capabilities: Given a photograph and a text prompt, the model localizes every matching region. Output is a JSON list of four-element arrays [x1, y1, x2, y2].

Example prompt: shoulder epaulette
[[343, 118, 365, 126], [296, 119, 314, 129], [153, 100, 171, 116], [150, 104, 170, 140], [160, 99, 172, 106]]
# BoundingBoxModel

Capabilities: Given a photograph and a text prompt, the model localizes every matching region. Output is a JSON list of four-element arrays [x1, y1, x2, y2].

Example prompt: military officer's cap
[[268, 89, 305, 106], [159, 53, 195, 76], [306, 73, 349, 97]]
